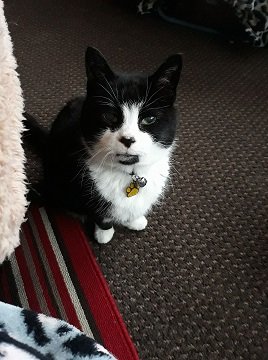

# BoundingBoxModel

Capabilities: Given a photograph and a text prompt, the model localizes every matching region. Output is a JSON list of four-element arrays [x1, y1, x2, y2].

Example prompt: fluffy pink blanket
[[0, 1, 27, 263]]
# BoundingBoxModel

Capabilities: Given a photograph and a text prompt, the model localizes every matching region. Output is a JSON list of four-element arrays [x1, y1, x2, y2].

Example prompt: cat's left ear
[[85, 47, 115, 82], [151, 54, 183, 91]]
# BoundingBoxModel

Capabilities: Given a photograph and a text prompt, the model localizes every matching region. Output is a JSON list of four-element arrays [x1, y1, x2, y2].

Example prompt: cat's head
[[81, 47, 182, 169]]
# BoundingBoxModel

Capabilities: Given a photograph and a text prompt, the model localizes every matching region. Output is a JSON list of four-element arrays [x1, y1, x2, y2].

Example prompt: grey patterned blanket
[[0, 302, 116, 359]]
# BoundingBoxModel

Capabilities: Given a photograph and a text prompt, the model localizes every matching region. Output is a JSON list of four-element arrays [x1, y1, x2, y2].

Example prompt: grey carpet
[[5, 0, 268, 358]]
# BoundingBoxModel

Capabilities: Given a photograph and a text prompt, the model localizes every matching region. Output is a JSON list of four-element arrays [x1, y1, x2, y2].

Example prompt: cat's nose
[[119, 136, 136, 148]]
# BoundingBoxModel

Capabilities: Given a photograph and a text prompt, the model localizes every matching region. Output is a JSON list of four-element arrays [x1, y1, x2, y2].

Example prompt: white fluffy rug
[[0, 1, 27, 263]]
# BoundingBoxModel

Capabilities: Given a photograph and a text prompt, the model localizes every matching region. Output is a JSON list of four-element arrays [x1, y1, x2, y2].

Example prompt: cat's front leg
[[94, 217, 114, 244], [123, 216, 148, 231]]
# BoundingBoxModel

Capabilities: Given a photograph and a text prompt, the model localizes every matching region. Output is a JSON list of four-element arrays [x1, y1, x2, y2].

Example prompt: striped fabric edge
[[1, 209, 102, 342], [43, 207, 140, 360], [0, 205, 139, 360], [28, 209, 94, 338]]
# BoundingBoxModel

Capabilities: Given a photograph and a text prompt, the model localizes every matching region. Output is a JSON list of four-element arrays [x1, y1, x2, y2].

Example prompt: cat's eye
[[141, 116, 157, 126], [103, 113, 118, 124]]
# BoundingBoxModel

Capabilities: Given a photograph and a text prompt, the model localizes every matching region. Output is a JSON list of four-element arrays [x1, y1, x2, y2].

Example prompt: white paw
[[94, 225, 115, 244], [125, 216, 148, 231]]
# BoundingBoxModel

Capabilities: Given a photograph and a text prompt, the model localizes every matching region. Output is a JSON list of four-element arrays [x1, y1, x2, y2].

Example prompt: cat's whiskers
[[93, 95, 115, 102], [144, 77, 150, 103], [87, 147, 109, 165], [93, 95, 118, 109], [110, 152, 116, 173], [80, 163, 90, 188], [94, 150, 113, 173], [97, 82, 117, 103], [142, 95, 169, 110], [88, 179, 96, 197], [71, 147, 88, 156], [115, 83, 119, 99], [71, 151, 91, 182], [75, 147, 107, 184], [102, 75, 118, 102], [89, 150, 118, 210], [142, 78, 152, 107], [144, 104, 171, 112], [144, 85, 165, 106], [96, 101, 117, 109], [85, 148, 113, 196]]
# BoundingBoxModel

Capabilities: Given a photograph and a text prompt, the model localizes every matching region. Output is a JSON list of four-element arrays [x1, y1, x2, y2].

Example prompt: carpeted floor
[[5, 0, 268, 359]]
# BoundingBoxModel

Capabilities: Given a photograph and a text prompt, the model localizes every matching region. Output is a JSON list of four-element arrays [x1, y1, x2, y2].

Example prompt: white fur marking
[[95, 224, 115, 244]]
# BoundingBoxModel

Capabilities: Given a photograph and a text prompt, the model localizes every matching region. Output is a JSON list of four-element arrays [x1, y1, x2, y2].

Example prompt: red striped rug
[[0, 205, 139, 360]]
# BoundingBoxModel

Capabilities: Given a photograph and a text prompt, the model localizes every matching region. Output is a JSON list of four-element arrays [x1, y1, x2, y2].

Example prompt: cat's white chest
[[89, 159, 170, 223]]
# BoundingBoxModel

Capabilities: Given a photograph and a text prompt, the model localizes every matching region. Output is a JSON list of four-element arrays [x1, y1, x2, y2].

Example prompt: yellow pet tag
[[126, 174, 147, 198], [126, 181, 140, 197]]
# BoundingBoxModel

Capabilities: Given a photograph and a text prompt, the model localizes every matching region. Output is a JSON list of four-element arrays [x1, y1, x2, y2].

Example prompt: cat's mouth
[[116, 154, 139, 165]]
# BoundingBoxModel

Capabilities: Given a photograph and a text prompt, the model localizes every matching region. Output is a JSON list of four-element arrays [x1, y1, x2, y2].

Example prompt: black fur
[[23, 113, 48, 156], [23, 47, 182, 228]]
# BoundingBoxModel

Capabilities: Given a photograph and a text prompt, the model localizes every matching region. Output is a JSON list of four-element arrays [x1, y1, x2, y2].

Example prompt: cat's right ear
[[85, 47, 114, 82], [150, 54, 182, 92]]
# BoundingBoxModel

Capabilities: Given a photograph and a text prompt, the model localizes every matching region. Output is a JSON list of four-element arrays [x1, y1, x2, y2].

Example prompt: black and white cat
[[25, 47, 182, 244]]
